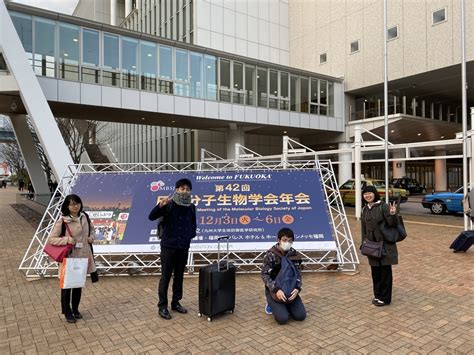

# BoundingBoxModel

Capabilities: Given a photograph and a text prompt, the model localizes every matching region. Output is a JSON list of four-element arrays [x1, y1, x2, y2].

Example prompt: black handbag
[[360, 240, 384, 259], [381, 215, 407, 243]]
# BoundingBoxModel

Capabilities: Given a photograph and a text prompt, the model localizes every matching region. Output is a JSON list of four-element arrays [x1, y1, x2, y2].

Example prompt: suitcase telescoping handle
[[217, 236, 230, 272]]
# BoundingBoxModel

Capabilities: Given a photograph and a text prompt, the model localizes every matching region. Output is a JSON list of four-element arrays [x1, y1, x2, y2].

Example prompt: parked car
[[339, 178, 408, 205], [391, 177, 426, 194], [421, 187, 463, 215]]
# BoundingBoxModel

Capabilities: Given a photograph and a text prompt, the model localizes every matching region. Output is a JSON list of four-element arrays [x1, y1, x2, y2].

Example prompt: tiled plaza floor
[[0, 186, 473, 354]]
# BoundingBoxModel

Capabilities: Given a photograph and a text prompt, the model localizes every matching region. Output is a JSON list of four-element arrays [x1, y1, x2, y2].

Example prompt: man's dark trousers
[[158, 246, 189, 308]]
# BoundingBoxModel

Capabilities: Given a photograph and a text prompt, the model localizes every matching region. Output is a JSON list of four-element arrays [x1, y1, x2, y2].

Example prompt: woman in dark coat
[[360, 185, 399, 306]]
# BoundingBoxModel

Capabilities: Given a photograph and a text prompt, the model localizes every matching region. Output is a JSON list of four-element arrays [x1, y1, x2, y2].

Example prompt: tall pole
[[462, 0, 469, 230], [383, 0, 389, 203]]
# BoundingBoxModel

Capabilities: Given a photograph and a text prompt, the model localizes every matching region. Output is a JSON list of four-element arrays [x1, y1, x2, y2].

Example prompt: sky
[[11, 0, 79, 15]]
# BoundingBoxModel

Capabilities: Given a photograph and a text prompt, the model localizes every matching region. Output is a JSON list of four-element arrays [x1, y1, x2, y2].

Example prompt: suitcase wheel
[[207, 317, 212, 322], [229, 309, 234, 314], [198, 313, 202, 317]]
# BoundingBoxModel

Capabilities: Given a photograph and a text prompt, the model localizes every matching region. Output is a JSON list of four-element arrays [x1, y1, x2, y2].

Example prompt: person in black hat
[[148, 178, 196, 320], [360, 184, 399, 307]]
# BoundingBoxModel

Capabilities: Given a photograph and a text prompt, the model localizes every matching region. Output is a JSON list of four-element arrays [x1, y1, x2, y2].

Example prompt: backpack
[[274, 255, 298, 299]]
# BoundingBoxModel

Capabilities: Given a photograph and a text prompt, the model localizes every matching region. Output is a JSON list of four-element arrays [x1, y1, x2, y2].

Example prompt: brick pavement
[[0, 186, 473, 354]]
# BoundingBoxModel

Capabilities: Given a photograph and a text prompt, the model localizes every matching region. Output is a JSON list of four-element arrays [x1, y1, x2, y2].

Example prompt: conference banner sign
[[70, 170, 336, 253]]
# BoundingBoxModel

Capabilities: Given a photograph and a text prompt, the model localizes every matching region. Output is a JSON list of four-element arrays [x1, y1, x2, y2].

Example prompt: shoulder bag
[[360, 239, 384, 259], [381, 215, 407, 243], [44, 220, 74, 262]]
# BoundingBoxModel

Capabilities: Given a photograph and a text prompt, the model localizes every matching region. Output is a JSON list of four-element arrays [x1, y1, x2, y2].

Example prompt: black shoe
[[159, 307, 172, 320], [171, 303, 188, 314], [372, 298, 386, 307], [65, 313, 76, 323], [73, 312, 82, 319]]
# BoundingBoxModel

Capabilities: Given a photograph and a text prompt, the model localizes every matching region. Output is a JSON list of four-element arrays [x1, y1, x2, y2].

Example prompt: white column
[[434, 150, 447, 191], [338, 142, 352, 185], [125, 0, 132, 17], [226, 127, 245, 159], [392, 150, 406, 178], [110, 0, 117, 26], [354, 126, 362, 220], [10, 115, 50, 195]]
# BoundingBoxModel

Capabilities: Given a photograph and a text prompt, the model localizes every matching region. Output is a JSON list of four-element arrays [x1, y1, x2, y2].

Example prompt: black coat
[[148, 201, 196, 250], [361, 201, 399, 266]]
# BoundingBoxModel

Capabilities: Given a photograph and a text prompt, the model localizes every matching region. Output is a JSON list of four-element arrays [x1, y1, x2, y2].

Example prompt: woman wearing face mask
[[361, 185, 399, 307], [261, 227, 306, 325], [148, 178, 197, 320], [48, 194, 96, 323]]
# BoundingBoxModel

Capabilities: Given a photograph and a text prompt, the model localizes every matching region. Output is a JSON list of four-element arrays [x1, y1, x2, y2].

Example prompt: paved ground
[[0, 186, 473, 354]]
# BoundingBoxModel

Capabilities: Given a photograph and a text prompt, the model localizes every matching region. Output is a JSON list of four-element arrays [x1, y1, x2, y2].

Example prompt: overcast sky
[[11, 0, 79, 15]]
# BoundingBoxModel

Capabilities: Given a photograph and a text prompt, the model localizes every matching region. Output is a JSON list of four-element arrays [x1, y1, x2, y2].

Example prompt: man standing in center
[[148, 178, 197, 320]]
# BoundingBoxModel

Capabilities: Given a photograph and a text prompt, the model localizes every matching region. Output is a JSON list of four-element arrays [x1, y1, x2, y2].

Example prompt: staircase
[[85, 143, 111, 170]]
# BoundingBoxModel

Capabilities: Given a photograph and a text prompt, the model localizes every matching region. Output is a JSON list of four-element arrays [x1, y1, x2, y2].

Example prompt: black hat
[[175, 178, 192, 190], [362, 185, 378, 195]]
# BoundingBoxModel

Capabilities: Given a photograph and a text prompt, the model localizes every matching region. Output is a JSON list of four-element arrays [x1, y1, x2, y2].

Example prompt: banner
[[70, 170, 336, 252]]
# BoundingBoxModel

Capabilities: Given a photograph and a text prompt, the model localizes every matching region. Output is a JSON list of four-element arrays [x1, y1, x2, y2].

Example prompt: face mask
[[280, 241, 293, 252], [173, 191, 192, 206]]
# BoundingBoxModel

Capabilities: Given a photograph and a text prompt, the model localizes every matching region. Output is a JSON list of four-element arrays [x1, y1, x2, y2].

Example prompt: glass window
[[122, 37, 138, 89], [328, 82, 334, 117], [140, 41, 157, 91], [103, 33, 119, 86], [257, 68, 268, 108], [280, 72, 289, 110], [59, 23, 79, 81], [190, 52, 203, 98], [269, 70, 278, 109], [290, 75, 299, 112], [233, 62, 244, 104], [82, 29, 99, 66], [204, 55, 217, 100], [387, 26, 398, 40], [159, 45, 172, 79], [103, 33, 119, 69], [300, 77, 309, 113], [433, 8, 446, 25], [310, 78, 318, 114], [175, 49, 189, 96], [10, 12, 32, 54], [0, 54, 6, 71], [175, 49, 188, 81], [219, 59, 231, 102], [245, 66, 255, 105], [81, 29, 99, 83], [350, 40, 359, 54], [320, 53, 327, 64], [320, 80, 327, 105], [34, 18, 56, 77]]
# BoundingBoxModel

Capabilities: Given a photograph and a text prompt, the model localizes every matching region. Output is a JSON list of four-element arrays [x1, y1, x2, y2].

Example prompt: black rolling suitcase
[[450, 231, 474, 252], [198, 236, 235, 321]]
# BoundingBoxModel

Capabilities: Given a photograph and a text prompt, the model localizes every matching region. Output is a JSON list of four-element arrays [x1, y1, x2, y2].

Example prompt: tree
[[55, 118, 115, 164], [0, 140, 27, 181]]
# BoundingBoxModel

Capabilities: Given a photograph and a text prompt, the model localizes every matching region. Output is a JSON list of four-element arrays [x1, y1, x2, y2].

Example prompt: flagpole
[[461, 0, 469, 230], [384, 0, 389, 203]]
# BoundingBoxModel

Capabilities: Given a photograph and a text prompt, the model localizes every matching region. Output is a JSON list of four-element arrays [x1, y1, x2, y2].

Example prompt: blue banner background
[[71, 170, 334, 246]]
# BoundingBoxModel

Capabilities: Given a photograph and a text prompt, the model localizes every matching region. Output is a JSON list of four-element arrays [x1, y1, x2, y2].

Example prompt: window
[[433, 8, 446, 25], [300, 77, 309, 113], [219, 59, 231, 102], [233, 62, 244, 104], [245, 65, 255, 105], [140, 41, 157, 91], [34, 18, 56, 77], [59, 23, 79, 81], [257, 68, 268, 108], [175, 49, 190, 96], [279, 72, 289, 110], [10, 12, 32, 64], [350, 40, 359, 54], [204, 55, 217, 100], [269, 70, 278, 109], [190, 52, 203, 98], [387, 26, 398, 40], [159, 45, 173, 93], [103, 33, 119, 86], [122, 37, 138, 89], [82, 29, 100, 84], [320, 53, 327, 64], [290, 75, 299, 112]]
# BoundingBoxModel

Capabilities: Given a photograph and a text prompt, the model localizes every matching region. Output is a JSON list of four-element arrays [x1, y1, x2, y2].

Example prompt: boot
[[71, 288, 82, 318]]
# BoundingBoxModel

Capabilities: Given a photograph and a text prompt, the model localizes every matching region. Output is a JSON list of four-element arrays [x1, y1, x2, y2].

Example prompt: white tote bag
[[59, 258, 88, 289]]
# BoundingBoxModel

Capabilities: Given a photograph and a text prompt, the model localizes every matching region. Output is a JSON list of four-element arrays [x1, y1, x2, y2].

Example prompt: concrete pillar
[[392, 150, 406, 178], [110, 0, 117, 26], [125, 0, 132, 17], [434, 150, 447, 191], [226, 126, 245, 159], [338, 142, 352, 185], [10, 115, 50, 195]]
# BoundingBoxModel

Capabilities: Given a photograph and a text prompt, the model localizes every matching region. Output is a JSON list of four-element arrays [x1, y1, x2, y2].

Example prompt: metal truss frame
[[19, 159, 359, 278]]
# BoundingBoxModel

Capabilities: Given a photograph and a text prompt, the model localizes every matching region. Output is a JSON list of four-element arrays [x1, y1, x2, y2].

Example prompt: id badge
[[76, 242, 83, 249]]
